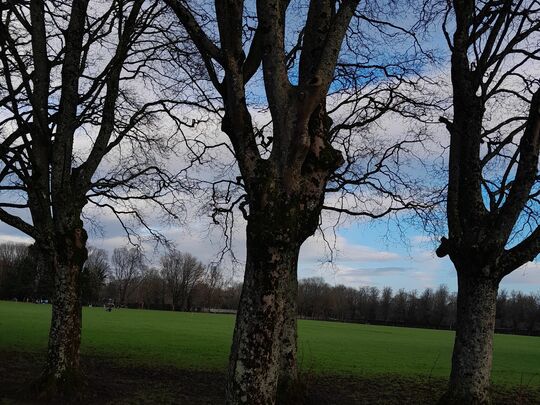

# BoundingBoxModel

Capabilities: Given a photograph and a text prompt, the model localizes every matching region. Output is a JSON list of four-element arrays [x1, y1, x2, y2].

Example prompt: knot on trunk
[[436, 236, 450, 257], [72, 227, 88, 265], [54, 225, 88, 267]]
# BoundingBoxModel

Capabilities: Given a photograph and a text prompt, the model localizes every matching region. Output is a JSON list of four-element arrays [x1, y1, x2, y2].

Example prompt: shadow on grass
[[1, 351, 539, 404]]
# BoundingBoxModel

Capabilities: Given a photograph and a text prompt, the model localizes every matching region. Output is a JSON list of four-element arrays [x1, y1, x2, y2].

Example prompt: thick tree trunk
[[441, 271, 499, 404], [36, 226, 88, 399], [39, 263, 83, 396], [226, 220, 301, 405]]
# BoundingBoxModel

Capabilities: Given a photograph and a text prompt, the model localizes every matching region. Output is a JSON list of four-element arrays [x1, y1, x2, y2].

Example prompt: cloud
[[0, 220, 34, 245], [364, 266, 408, 274], [0, 234, 33, 245], [300, 233, 400, 265], [502, 262, 540, 288], [334, 266, 409, 286], [331, 266, 374, 287]]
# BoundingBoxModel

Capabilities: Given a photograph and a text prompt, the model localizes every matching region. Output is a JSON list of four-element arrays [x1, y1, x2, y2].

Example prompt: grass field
[[1, 300, 539, 387]]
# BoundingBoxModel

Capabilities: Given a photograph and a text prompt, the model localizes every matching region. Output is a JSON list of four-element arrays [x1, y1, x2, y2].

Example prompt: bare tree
[[164, 1, 438, 402], [392, 288, 408, 323], [380, 286, 393, 322], [111, 247, 146, 306], [433, 0, 540, 402], [81, 247, 110, 305], [0, 242, 33, 298], [0, 1, 189, 396], [0, 242, 28, 268], [203, 264, 225, 309], [160, 249, 205, 310], [432, 284, 450, 328], [298, 277, 331, 319]]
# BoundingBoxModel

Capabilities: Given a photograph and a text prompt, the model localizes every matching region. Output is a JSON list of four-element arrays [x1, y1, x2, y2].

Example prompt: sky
[[1, 200, 539, 294], [1, 2, 539, 295]]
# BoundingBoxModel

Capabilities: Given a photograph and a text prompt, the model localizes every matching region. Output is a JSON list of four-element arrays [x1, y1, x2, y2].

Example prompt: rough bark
[[223, 107, 342, 404], [166, 3, 355, 404], [279, 265, 298, 387], [36, 225, 88, 399], [226, 216, 301, 405], [277, 256, 300, 404], [224, 125, 341, 404], [437, 3, 540, 403], [441, 270, 499, 405]]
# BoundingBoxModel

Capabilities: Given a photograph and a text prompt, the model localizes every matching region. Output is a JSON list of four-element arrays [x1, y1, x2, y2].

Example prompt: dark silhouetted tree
[[160, 249, 205, 311], [81, 247, 109, 305], [164, 1, 437, 401], [434, 0, 540, 402], [111, 247, 146, 306], [0, 1, 187, 395]]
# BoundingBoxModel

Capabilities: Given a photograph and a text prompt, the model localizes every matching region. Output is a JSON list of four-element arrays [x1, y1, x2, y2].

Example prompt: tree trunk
[[121, 284, 129, 307], [279, 277, 298, 380], [36, 226, 88, 399], [226, 220, 301, 405], [441, 271, 499, 404], [277, 257, 300, 399]]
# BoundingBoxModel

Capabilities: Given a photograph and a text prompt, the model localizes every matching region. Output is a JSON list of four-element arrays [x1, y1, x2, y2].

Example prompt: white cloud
[[0, 234, 33, 245], [502, 262, 540, 288], [300, 233, 400, 265]]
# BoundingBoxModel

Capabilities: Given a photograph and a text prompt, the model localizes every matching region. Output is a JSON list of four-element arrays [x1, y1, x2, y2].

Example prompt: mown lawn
[[0, 300, 538, 386]]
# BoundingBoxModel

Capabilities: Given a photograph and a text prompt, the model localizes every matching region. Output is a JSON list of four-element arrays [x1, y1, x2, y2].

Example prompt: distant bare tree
[[298, 277, 330, 319], [161, 250, 205, 311], [367, 287, 380, 321], [0, 242, 32, 298], [418, 287, 434, 326], [392, 289, 408, 323], [203, 265, 225, 309], [111, 247, 146, 306], [432, 284, 450, 328], [0, 243, 28, 269], [380, 287, 393, 322], [135, 267, 166, 309], [81, 247, 109, 305]]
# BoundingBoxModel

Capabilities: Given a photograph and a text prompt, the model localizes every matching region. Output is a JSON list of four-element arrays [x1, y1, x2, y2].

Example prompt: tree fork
[[224, 180, 330, 405]]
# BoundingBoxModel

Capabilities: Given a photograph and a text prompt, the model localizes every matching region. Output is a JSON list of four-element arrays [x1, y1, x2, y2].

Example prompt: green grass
[[0, 300, 539, 386]]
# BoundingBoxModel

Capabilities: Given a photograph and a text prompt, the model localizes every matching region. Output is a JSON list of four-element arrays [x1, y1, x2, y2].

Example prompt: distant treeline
[[1, 242, 539, 335], [0, 242, 242, 312], [297, 278, 540, 336]]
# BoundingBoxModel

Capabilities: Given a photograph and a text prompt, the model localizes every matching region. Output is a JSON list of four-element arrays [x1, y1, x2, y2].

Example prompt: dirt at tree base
[[1, 351, 538, 404]]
